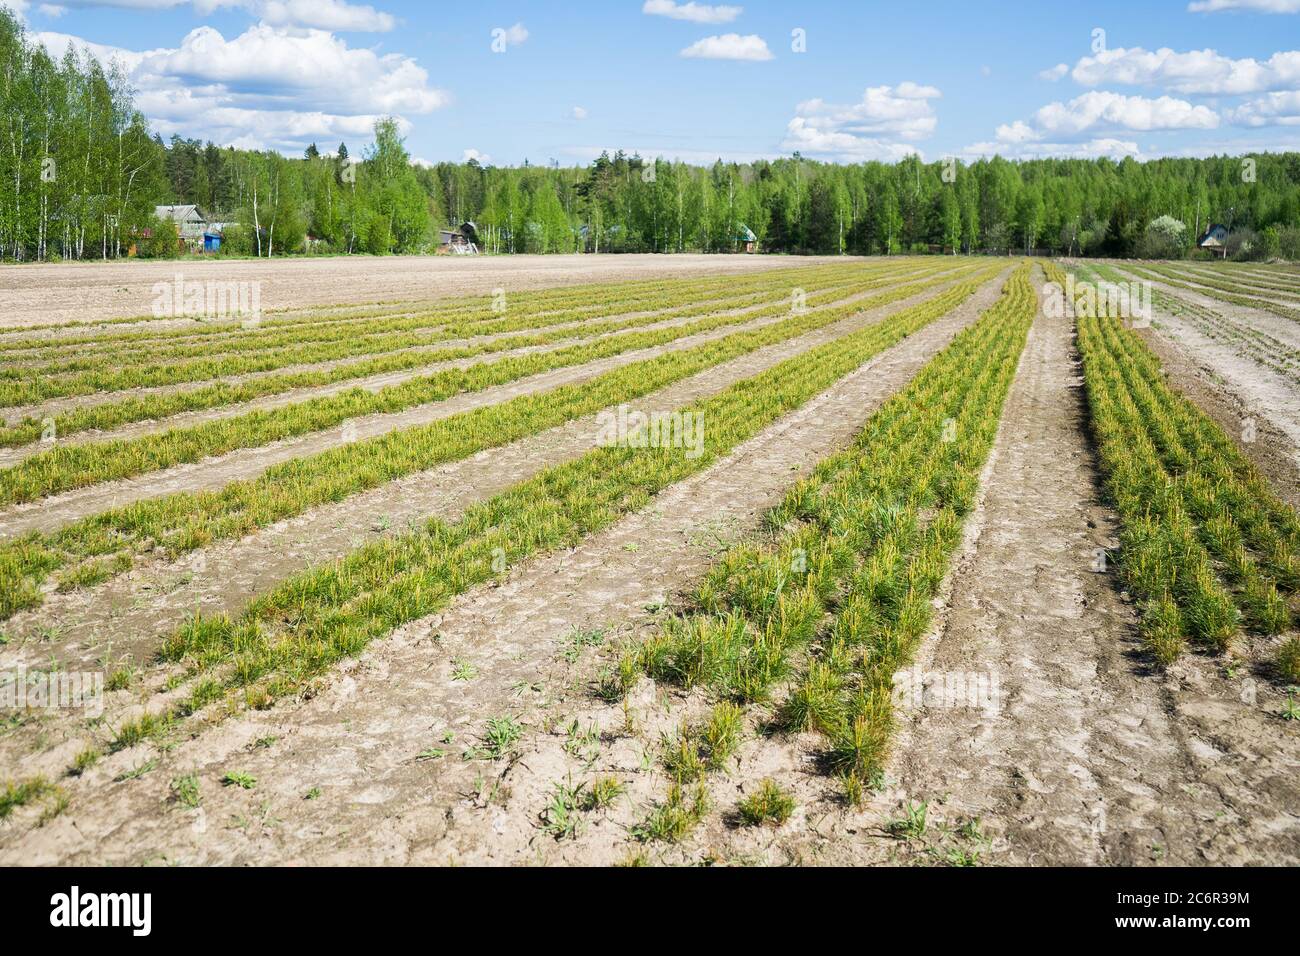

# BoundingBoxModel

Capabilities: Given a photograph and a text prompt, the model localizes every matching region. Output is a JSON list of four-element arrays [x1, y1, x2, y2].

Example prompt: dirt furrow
[[0, 285, 815, 428], [0, 293, 808, 468], [1108, 264, 1300, 508], [1121, 266, 1300, 349], [1162, 265, 1300, 304], [0, 252, 831, 329], [0, 269, 1010, 865], [0, 269, 1004, 676], [0, 271, 969, 540], [823, 277, 1300, 866]]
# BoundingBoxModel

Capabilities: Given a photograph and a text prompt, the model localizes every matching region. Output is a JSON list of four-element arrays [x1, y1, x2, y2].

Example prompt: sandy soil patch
[[0, 271, 1010, 864], [0, 254, 844, 329]]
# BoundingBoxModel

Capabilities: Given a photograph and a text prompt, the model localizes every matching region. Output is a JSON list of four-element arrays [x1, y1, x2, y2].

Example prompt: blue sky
[[12, 0, 1300, 165]]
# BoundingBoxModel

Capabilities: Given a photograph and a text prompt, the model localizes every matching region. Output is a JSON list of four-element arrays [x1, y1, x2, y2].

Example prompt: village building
[[736, 224, 757, 253], [438, 221, 480, 254], [1197, 223, 1229, 256]]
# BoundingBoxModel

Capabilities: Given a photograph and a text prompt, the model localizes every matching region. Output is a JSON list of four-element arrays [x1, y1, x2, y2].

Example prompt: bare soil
[[0, 270, 1010, 864], [1108, 264, 1300, 508], [0, 265, 989, 674], [1, 271, 957, 541], [0, 254, 841, 329], [853, 277, 1300, 867], [6, 258, 1299, 869]]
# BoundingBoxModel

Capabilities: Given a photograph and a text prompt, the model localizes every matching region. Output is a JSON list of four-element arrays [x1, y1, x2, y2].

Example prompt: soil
[[0, 270, 1011, 864], [5, 259, 1299, 868], [0, 253, 841, 329], [0, 271, 968, 541], [1107, 264, 1300, 509], [0, 264, 991, 673]]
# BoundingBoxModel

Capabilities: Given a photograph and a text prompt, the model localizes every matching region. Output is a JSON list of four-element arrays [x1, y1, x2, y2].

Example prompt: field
[[2, 254, 1299, 867]]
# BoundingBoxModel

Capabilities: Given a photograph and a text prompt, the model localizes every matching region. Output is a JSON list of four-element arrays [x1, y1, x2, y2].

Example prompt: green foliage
[[2, 8, 1297, 263], [1062, 259, 1300, 665]]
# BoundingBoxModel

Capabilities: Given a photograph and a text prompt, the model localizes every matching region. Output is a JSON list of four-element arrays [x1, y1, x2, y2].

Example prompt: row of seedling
[[97, 264, 1003, 747], [618, 264, 1037, 837], [1057, 260, 1300, 677]]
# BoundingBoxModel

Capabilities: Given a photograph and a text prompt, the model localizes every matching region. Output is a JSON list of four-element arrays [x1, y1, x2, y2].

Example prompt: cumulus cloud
[[37, 0, 397, 30], [642, 0, 741, 24], [1008, 91, 1219, 139], [570, 105, 588, 120], [780, 82, 940, 160], [461, 148, 491, 164], [1070, 46, 1300, 95], [32, 23, 447, 151], [254, 0, 395, 32], [1189, 0, 1300, 11], [680, 33, 772, 61], [1226, 89, 1300, 124], [1038, 63, 1068, 81], [971, 91, 1219, 160]]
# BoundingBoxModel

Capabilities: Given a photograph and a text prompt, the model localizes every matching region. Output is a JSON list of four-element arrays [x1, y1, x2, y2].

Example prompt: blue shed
[[203, 232, 222, 253]]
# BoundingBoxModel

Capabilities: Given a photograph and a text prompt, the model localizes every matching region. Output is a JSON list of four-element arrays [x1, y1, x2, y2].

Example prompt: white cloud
[[642, 0, 741, 24], [964, 137, 1142, 160], [461, 148, 490, 164], [1011, 91, 1219, 138], [975, 91, 1219, 160], [35, 0, 396, 30], [680, 33, 772, 61], [570, 105, 588, 120], [1226, 89, 1300, 124], [255, 0, 395, 32], [1038, 63, 1068, 81], [1071, 46, 1300, 95], [994, 119, 1039, 143], [780, 82, 940, 160], [32, 24, 447, 151], [561, 144, 775, 164], [144, 25, 444, 114], [1189, 0, 1300, 11]]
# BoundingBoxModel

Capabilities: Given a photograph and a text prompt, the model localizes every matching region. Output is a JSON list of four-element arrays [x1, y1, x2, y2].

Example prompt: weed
[[736, 780, 795, 826], [221, 771, 257, 789]]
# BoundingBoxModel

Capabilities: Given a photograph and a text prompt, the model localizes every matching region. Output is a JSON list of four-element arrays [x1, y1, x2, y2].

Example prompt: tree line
[[3, 9, 1299, 262]]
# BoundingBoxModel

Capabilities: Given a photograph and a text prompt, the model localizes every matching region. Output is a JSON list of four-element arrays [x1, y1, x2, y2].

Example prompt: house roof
[[1197, 223, 1228, 247], [155, 204, 207, 222]]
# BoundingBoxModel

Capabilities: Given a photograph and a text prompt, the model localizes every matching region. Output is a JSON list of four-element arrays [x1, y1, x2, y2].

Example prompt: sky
[[8, 0, 1300, 166]]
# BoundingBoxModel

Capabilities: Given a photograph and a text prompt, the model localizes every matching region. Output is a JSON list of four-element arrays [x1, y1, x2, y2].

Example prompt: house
[[1197, 223, 1229, 256], [155, 204, 212, 253], [438, 221, 480, 255], [735, 225, 757, 253]]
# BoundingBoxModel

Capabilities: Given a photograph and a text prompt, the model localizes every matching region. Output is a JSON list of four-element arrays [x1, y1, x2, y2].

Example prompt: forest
[[3, 9, 1299, 263]]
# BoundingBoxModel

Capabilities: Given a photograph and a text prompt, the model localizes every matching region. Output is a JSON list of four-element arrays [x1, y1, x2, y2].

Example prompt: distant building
[[1197, 223, 1229, 254], [736, 224, 757, 253], [154, 204, 211, 252], [438, 221, 480, 254]]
